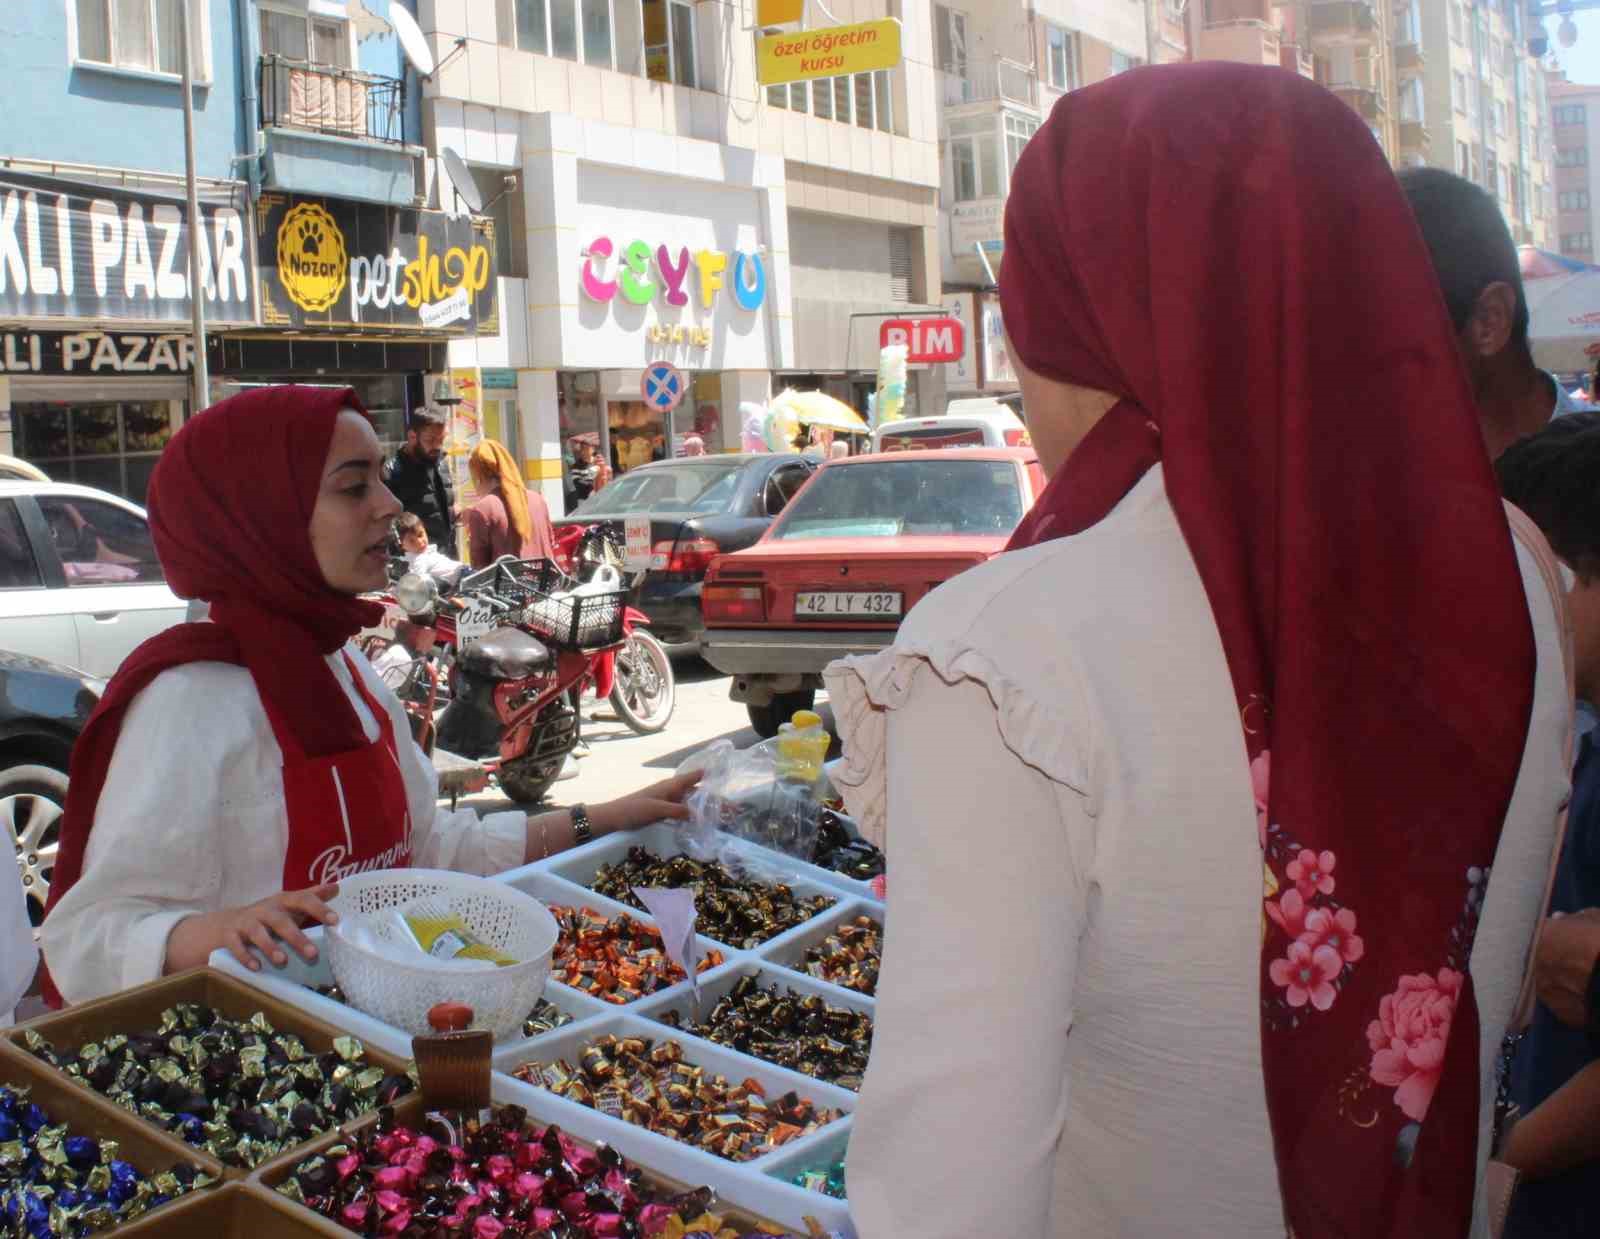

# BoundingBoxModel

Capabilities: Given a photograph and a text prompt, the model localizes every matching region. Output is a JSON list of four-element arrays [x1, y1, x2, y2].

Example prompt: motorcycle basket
[[522, 586, 629, 651]]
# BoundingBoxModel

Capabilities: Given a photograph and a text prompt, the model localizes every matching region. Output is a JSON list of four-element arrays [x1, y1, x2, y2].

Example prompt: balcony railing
[[1394, 41, 1425, 74], [941, 58, 1038, 110], [1309, 0, 1378, 39], [1329, 80, 1384, 121], [259, 55, 406, 145], [1399, 119, 1429, 151], [1280, 42, 1315, 77]]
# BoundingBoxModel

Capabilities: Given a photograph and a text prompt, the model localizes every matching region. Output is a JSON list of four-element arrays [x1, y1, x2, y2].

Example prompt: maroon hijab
[[1003, 66, 1534, 1235], [42, 386, 383, 1004]]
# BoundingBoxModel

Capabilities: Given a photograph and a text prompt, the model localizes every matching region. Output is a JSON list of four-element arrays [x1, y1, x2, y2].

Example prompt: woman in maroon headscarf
[[824, 65, 1571, 1236], [39, 387, 696, 1006]]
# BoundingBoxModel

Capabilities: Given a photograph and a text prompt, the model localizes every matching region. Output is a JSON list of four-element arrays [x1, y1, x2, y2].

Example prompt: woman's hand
[[165, 885, 341, 974], [590, 770, 703, 834]]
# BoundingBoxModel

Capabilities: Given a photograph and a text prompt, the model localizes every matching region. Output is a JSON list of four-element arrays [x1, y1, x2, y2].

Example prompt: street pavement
[[448, 656, 834, 816]]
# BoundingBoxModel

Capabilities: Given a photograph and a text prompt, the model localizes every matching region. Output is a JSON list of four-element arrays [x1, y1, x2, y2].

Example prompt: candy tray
[[9, 967, 413, 1181], [757, 899, 884, 1002], [117, 1181, 349, 1236]]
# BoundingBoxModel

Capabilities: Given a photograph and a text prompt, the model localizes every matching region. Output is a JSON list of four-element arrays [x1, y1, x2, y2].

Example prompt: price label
[[454, 600, 497, 646], [624, 515, 652, 572]]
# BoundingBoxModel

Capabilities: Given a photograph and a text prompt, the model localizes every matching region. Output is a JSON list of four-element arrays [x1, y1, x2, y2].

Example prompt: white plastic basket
[[324, 868, 559, 1041]]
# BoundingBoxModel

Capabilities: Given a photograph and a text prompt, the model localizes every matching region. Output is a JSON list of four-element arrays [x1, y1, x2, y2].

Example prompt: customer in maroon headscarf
[[824, 65, 1570, 1236], [39, 387, 697, 1006]]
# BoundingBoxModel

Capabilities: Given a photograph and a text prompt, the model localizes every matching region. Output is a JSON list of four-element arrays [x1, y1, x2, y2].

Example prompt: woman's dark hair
[[1495, 411, 1600, 581], [395, 512, 425, 537], [1397, 166, 1530, 355]]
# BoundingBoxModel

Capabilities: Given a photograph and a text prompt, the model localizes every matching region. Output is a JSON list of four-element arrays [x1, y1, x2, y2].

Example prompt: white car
[[871, 397, 1030, 452], [0, 481, 186, 678]]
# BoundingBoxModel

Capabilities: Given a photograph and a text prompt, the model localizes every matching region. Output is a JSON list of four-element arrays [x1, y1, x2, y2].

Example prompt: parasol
[[769, 388, 869, 434]]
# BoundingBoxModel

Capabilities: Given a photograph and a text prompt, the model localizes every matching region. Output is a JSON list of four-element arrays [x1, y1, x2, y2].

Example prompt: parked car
[[554, 453, 818, 647], [0, 649, 103, 926], [871, 397, 1029, 453], [0, 482, 187, 678], [700, 448, 1046, 735]]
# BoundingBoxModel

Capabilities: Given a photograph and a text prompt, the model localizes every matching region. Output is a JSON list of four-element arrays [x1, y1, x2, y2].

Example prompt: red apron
[[258, 653, 413, 889]]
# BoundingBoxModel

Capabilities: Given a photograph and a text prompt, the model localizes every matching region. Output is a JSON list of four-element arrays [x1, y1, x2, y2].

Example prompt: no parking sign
[[641, 360, 686, 412]]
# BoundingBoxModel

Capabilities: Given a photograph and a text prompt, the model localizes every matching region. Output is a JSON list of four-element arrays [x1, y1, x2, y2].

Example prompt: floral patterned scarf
[[1002, 65, 1534, 1236]]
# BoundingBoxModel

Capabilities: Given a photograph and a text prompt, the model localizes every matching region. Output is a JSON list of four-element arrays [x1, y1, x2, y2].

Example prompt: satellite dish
[[389, 5, 436, 78], [441, 147, 485, 214]]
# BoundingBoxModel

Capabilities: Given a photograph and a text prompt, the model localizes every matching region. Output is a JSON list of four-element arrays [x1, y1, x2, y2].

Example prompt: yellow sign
[[757, 18, 902, 86], [757, 0, 805, 24], [276, 202, 348, 313]]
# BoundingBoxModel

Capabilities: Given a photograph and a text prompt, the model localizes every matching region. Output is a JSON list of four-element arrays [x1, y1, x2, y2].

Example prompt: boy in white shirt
[[397, 512, 465, 585]]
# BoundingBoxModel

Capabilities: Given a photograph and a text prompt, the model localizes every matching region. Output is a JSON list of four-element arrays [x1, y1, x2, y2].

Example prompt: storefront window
[[558, 371, 605, 513], [12, 401, 178, 503]]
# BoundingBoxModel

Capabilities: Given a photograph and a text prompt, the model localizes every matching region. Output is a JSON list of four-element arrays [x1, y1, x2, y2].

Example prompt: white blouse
[[824, 466, 1570, 1239], [41, 644, 527, 1004]]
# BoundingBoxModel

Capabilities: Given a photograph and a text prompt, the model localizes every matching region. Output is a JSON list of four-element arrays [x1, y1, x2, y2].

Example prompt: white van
[[872, 397, 1029, 452]]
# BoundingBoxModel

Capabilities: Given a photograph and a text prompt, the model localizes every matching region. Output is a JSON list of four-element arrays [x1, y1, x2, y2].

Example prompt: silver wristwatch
[[570, 803, 593, 846]]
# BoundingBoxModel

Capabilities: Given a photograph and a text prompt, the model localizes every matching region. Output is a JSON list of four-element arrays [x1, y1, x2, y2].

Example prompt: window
[[773, 459, 1025, 541], [1110, 51, 1140, 75], [1047, 24, 1078, 91], [1562, 232, 1593, 252], [771, 68, 891, 131], [1556, 103, 1588, 126], [1557, 146, 1590, 166], [1496, 99, 1507, 137], [1559, 189, 1592, 211], [1497, 163, 1510, 204], [35, 495, 165, 586], [949, 114, 1001, 202], [1457, 139, 1471, 176], [1486, 149, 1497, 190], [1449, 2, 1463, 43], [1400, 76, 1424, 124], [0, 501, 41, 592], [1005, 113, 1038, 178], [470, 165, 526, 279], [935, 4, 967, 75], [73, 0, 208, 78], [642, 0, 696, 88], [1453, 71, 1467, 114], [500, 0, 644, 73], [260, 7, 349, 68], [1396, 3, 1419, 44]]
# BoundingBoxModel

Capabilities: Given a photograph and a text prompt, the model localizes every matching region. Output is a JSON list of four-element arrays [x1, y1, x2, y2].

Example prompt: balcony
[[1195, 19, 1282, 67], [1280, 42, 1315, 77], [1394, 42, 1426, 75], [258, 56, 421, 209], [941, 59, 1039, 112], [1330, 81, 1384, 121], [1309, 0, 1378, 40], [1399, 119, 1429, 152]]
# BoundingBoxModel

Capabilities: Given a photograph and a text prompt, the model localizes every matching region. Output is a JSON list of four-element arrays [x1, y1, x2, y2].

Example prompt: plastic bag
[[673, 726, 828, 864]]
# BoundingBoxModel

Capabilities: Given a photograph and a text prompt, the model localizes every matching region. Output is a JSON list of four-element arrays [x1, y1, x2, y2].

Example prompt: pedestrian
[[1400, 168, 1587, 458], [1493, 411, 1600, 1237], [36, 387, 700, 1006], [678, 434, 706, 458], [381, 406, 456, 549], [566, 437, 602, 510], [396, 511, 465, 586], [462, 438, 558, 570], [825, 65, 1569, 1238]]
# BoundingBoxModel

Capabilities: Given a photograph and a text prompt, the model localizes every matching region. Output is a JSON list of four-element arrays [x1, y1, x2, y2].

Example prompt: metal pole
[[178, 0, 210, 412]]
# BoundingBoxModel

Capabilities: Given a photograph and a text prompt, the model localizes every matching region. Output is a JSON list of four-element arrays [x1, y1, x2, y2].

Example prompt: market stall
[[11, 721, 881, 1238]]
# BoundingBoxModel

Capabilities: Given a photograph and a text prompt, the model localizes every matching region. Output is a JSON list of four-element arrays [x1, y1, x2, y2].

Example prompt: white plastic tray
[[756, 1120, 854, 1221], [759, 900, 883, 1002], [632, 960, 874, 1089], [208, 936, 610, 1059], [534, 822, 846, 950]]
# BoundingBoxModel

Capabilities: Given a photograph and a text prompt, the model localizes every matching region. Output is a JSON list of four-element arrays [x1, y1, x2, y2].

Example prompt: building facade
[[1549, 75, 1600, 262]]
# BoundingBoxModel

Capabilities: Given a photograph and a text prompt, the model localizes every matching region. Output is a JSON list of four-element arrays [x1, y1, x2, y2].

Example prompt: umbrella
[[1520, 245, 1599, 281], [1525, 267, 1600, 373], [770, 388, 869, 434]]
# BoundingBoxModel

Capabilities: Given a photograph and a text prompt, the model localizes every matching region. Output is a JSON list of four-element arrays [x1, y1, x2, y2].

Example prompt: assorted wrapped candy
[[549, 906, 725, 1005], [810, 814, 885, 883], [279, 1104, 808, 1237], [0, 1085, 213, 1235], [511, 1034, 842, 1163], [655, 975, 872, 1091], [22, 1005, 414, 1169], [589, 850, 834, 949], [799, 916, 882, 997], [791, 1158, 847, 1200], [520, 998, 575, 1039]]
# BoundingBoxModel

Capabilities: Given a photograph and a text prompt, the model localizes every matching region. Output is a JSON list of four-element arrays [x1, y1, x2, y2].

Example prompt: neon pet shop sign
[[580, 238, 768, 313]]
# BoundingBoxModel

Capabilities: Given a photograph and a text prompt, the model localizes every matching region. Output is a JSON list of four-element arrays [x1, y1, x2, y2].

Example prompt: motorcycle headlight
[[396, 572, 438, 616]]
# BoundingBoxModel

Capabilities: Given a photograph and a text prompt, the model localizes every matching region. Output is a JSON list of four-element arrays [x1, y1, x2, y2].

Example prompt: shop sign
[[256, 193, 498, 335], [980, 292, 1016, 388], [756, 0, 804, 24], [757, 19, 902, 86], [0, 329, 194, 375], [879, 317, 965, 364], [581, 237, 767, 314], [624, 515, 652, 571], [0, 170, 254, 325], [950, 201, 1004, 256], [941, 294, 977, 387]]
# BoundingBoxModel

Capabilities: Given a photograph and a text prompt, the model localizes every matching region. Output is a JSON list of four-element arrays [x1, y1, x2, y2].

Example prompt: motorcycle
[[382, 556, 629, 804], [556, 524, 676, 735]]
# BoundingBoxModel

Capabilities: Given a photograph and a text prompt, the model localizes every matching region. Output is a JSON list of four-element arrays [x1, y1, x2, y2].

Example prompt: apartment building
[[417, 0, 946, 505], [1414, 0, 1553, 247], [1549, 76, 1600, 262]]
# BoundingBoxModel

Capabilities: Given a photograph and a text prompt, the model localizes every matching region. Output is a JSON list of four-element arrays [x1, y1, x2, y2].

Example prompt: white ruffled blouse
[[823, 466, 1570, 1239]]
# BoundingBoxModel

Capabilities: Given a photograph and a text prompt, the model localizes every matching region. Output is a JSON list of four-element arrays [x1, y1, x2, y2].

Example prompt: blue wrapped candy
[[20, 1105, 47, 1136], [62, 1137, 98, 1169], [106, 1160, 139, 1206], [174, 1114, 203, 1145], [22, 1190, 49, 1238]]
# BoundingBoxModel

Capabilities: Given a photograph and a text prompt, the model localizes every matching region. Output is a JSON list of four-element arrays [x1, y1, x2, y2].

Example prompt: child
[[371, 617, 437, 693], [396, 512, 465, 585]]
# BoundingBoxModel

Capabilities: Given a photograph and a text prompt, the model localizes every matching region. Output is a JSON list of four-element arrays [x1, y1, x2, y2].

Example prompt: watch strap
[[570, 803, 593, 846]]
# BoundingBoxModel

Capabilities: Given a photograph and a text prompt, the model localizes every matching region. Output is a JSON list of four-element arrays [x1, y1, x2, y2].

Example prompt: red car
[[700, 448, 1046, 735]]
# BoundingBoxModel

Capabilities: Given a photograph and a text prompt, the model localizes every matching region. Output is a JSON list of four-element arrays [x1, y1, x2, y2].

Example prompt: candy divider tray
[[10, 967, 413, 1181], [116, 1180, 352, 1237], [535, 822, 846, 949], [755, 899, 882, 1003]]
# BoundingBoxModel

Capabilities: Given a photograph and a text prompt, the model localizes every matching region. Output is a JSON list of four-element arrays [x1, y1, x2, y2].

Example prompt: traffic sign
[[879, 316, 966, 364], [641, 361, 687, 412]]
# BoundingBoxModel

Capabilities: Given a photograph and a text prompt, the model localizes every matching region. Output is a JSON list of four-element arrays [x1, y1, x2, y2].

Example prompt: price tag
[[624, 515, 652, 572], [454, 600, 497, 645]]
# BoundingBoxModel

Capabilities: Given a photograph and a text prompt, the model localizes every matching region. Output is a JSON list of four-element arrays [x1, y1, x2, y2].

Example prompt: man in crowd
[[382, 407, 455, 548], [1400, 167, 1585, 459]]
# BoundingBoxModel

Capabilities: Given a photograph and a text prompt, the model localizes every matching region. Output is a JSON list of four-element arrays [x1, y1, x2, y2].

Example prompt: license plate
[[795, 591, 903, 619]]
